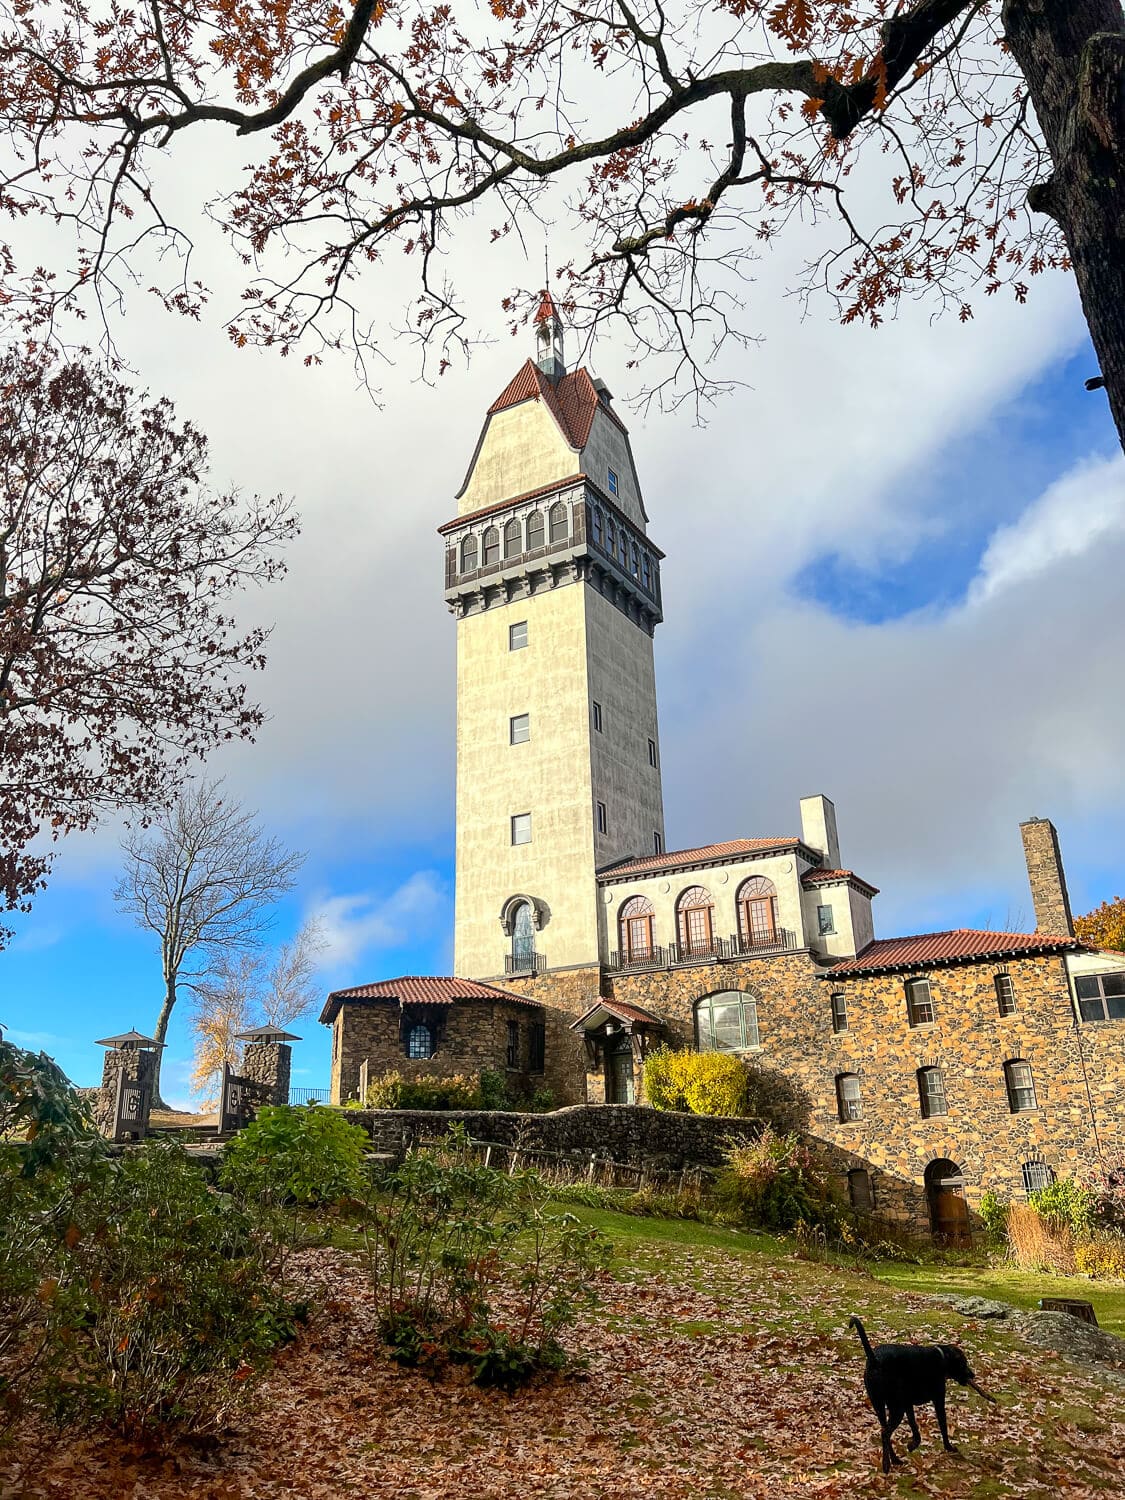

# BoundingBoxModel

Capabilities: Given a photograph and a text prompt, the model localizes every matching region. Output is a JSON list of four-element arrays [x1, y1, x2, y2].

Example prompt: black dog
[[849, 1316, 995, 1473]]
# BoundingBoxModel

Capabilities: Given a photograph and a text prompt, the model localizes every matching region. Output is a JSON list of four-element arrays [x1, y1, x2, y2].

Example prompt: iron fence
[[607, 929, 799, 973], [289, 1087, 330, 1106]]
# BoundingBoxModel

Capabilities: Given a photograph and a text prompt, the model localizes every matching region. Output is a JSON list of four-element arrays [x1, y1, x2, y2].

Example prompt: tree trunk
[[151, 973, 177, 1109], [1003, 0, 1125, 451]]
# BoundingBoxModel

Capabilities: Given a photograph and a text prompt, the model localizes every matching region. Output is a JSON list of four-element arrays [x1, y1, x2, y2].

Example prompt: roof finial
[[534, 252, 565, 380]]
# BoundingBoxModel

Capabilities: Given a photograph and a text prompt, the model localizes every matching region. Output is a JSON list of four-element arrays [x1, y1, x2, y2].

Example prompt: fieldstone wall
[[332, 998, 547, 1106], [1021, 818, 1075, 935], [242, 1041, 291, 1106], [500, 965, 603, 1105], [341, 1101, 762, 1169], [95, 1047, 157, 1138]]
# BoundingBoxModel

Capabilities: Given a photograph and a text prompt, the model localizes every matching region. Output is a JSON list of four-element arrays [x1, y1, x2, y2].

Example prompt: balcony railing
[[505, 951, 546, 976], [607, 930, 798, 974], [289, 1087, 330, 1106]]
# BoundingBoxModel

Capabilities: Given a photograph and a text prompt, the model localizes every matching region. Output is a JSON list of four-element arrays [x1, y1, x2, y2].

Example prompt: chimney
[[800, 794, 841, 867], [1020, 817, 1074, 937]]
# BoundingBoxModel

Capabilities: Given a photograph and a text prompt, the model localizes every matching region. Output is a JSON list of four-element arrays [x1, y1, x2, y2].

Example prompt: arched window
[[642, 554, 652, 590], [406, 1023, 434, 1061], [848, 1169, 874, 1211], [526, 511, 545, 551], [482, 526, 500, 566], [631, 541, 641, 577], [549, 502, 568, 544], [511, 900, 536, 966], [737, 875, 777, 950], [1022, 1160, 1055, 1194], [676, 885, 715, 956], [696, 991, 759, 1052], [917, 1066, 948, 1118], [460, 534, 478, 573], [1004, 1059, 1037, 1113], [836, 1073, 862, 1123], [619, 895, 655, 963], [504, 517, 522, 559]]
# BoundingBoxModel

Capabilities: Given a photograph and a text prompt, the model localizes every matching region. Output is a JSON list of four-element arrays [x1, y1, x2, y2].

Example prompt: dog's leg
[[934, 1392, 960, 1455], [882, 1406, 906, 1470], [905, 1406, 922, 1452]]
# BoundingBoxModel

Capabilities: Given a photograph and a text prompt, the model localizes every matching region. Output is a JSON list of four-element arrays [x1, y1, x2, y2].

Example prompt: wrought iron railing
[[505, 951, 546, 976], [607, 929, 799, 973], [289, 1087, 330, 1106]]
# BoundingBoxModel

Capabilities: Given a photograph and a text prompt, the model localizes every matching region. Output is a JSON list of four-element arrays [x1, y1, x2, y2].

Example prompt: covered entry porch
[[571, 999, 665, 1104]]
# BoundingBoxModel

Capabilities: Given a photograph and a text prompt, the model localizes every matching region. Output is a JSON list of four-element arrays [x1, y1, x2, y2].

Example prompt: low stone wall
[[340, 1102, 762, 1170]]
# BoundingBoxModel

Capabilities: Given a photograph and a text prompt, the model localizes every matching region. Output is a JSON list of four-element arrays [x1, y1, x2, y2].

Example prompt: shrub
[[1029, 1177, 1097, 1238], [1082, 1155, 1125, 1233], [1006, 1202, 1076, 1273], [644, 1048, 750, 1116], [714, 1129, 842, 1233], [478, 1069, 513, 1111], [221, 1103, 368, 1207], [1073, 1233, 1125, 1281], [363, 1126, 609, 1389], [978, 1190, 1010, 1240], [42, 1140, 296, 1441], [364, 1070, 483, 1111]]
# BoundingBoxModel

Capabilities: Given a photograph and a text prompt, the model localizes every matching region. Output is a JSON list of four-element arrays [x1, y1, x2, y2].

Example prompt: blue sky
[[3, 262, 1123, 1109]]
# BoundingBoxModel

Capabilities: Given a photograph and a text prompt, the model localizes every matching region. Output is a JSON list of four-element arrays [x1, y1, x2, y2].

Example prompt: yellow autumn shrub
[[1073, 1234, 1125, 1281], [643, 1047, 750, 1117]]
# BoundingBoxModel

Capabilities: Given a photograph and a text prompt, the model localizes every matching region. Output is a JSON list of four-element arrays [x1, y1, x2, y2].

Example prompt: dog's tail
[[848, 1315, 875, 1359]]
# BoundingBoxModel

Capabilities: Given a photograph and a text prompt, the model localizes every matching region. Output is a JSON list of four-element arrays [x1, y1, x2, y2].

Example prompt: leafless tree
[[115, 780, 305, 1104]]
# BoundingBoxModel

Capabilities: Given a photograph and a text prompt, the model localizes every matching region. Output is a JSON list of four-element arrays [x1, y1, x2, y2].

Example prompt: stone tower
[[442, 294, 665, 979]]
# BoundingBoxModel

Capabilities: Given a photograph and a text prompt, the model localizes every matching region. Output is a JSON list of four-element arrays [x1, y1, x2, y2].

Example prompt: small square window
[[608, 468, 619, 495], [592, 700, 603, 733], [817, 904, 836, 936], [596, 800, 608, 835], [511, 813, 531, 845], [509, 620, 528, 651], [648, 737, 658, 768], [653, 830, 663, 854], [510, 713, 529, 745]]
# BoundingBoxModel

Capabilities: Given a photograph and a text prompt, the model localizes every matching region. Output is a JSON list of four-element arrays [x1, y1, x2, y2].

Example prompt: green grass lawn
[[550, 1201, 1125, 1335]]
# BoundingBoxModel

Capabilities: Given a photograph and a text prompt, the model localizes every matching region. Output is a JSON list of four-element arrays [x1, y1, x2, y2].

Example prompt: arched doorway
[[925, 1158, 970, 1246]]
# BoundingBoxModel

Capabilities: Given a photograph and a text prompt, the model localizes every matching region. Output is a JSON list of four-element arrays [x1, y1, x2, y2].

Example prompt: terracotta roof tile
[[319, 975, 542, 1025], [598, 837, 802, 881], [826, 929, 1083, 977], [487, 359, 625, 448], [570, 998, 665, 1031], [802, 868, 880, 897], [534, 289, 558, 324]]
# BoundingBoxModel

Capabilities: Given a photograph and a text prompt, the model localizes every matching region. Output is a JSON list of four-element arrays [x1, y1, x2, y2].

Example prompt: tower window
[[608, 468, 619, 495], [606, 519, 616, 557], [653, 830, 662, 854], [509, 621, 528, 651], [549, 502, 568, 544], [483, 527, 500, 566], [648, 738, 658, 768], [511, 813, 532, 845], [995, 972, 1016, 1016], [830, 991, 848, 1033], [1004, 1059, 1038, 1113], [593, 508, 604, 548], [592, 700, 603, 733], [526, 510, 545, 551], [642, 555, 652, 590], [836, 1073, 862, 1123], [631, 542, 640, 577], [596, 800, 608, 834], [905, 977, 935, 1026], [503, 517, 521, 559], [509, 713, 529, 745], [918, 1066, 948, 1118], [817, 904, 836, 936], [460, 534, 478, 573]]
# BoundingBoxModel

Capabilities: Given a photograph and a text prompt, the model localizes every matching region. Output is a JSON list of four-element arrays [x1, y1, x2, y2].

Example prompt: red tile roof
[[570, 998, 665, 1031], [534, 289, 558, 324], [488, 359, 626, 447], [319, 975, 542, 1025], [826, 929, 1083, 977], [598, 838, 803, 881], [802, 868, 880, 897]]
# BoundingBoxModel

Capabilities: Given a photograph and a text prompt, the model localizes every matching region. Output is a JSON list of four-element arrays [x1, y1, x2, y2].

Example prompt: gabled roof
[[802, 868, 880, 898], [487, 359, 627, 449], [319, 975, 542, 1026], [826, 929, 1084, 978], [570, 998, 665, 1032], [598, 837, 806, 882]]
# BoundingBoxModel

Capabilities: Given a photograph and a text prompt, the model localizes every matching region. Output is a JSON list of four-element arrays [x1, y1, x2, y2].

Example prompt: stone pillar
[[242, 1041, 292, 1106], [1020, 817, 1075, 937], [96, 1047, 156, 1138]]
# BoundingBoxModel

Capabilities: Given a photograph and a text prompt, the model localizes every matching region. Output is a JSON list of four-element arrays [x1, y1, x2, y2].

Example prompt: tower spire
[[534, 273, 566, 381]]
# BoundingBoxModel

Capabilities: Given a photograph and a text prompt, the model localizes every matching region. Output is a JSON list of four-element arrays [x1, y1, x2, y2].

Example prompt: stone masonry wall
[[95, 1047, 157, 1138], [1021, 818, 1075, 935], [500, 966, 603, 1105], [341, 1102, 761, 1169], [332, 998, 546, 1106], [242, 1042, 291, 1107]]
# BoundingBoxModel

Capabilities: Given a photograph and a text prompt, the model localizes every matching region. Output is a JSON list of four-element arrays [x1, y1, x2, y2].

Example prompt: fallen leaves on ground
[[2, 1228, 1123, 1499]]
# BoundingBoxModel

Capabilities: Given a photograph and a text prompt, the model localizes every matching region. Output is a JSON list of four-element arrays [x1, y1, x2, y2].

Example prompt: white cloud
[[970, 453, 1125, 604], [308, 871, 447, 969]]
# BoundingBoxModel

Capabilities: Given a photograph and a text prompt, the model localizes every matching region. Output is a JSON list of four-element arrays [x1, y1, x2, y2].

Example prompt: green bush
[[1029, 1177, 1097, 1238], [643, 1047, 751, 1116], [221, 1104, 368, 1207], [978, 1190, 1010, 1240], [364, 1126, 609, 1389], [364, 1070, 483, 1111], [42, 1141, 297, 1441], [714, 1129, 842, 1233]]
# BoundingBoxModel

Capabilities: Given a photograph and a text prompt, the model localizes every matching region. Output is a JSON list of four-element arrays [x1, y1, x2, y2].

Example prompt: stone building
[[323, 294, 1125, 1236]]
